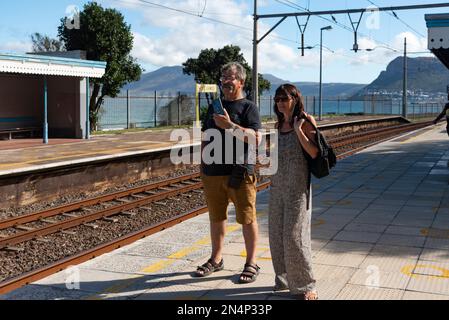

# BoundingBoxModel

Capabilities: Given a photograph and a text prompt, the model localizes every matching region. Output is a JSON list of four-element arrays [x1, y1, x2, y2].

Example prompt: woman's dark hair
[[274, 83, 305, 129]]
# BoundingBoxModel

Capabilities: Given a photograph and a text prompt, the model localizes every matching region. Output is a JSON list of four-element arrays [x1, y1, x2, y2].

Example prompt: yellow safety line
[[400, 135, 420, 144], [401, 264, 449, 279], [312, 219, 326, 227], [0, 149, 129, 169], [85, 223, 242, 300], [85, 209, 269, 299], [420, 227, 449, 239], [400, 125, 439, 144], [0, 143, 175, 170], [141, 224, 241, 273], [239, 247, 272, 261]]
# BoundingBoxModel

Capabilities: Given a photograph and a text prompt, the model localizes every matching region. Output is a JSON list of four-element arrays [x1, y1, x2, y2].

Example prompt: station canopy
[[0, 53, 106, 78], [426, 13, 449, 69]]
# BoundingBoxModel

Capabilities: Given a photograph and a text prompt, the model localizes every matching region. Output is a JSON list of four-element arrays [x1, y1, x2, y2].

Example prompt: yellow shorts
[[201, 173, 257, 225]]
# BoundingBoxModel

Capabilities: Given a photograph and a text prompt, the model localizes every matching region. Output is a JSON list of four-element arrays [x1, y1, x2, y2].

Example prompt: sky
[[0, 0, 447, 84]]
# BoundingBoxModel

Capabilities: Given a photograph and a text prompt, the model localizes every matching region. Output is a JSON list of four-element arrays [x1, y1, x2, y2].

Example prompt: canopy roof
[[426, 13, 449, 69], [0, 53, 106, 78]]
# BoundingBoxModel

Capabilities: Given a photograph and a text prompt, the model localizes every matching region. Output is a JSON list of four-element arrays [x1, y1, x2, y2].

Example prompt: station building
[[426, 13, 449, 69], [0, 51, 106, 142]]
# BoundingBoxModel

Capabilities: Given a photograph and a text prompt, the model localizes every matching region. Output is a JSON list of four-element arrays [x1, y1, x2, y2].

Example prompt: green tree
[[182, 45, 270, 100], [30, 33, 65, 52], [58, 1, 142, 130]]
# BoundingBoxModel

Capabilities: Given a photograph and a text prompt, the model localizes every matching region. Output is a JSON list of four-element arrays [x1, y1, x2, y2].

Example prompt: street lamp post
[[319, 26, 332, 121], [402, 37, 407, 119]]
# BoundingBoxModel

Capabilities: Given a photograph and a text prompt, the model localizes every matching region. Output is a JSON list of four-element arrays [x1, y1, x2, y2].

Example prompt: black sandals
[[194, 258, 224, 277]]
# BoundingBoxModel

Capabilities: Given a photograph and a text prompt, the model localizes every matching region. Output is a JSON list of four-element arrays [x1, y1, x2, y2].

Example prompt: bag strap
[[303, 116, 316, 210], [299, 115, 321, 149], [302, 115, 335, 151], [301, 115, 318, 130]]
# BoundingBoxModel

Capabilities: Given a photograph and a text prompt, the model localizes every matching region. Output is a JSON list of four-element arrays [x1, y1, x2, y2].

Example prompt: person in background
[[433, 92, 449, 137]]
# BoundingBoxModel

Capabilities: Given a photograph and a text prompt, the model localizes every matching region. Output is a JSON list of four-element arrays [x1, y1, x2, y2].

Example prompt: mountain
[[122, 66, 366, 97], [260, 73, 285, 87], [278, 82, 366, 97], [122, 66, 196, 94], [356, 56, 449, 96], [121, 57, 449, 98], [260, 74, 364, 97]]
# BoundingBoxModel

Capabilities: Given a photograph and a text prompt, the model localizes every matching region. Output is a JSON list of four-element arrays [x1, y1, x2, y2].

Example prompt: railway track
[[0, 120, 433, 295], [0, 181, 270, 295], [0, 173, 202, 249], [331, 120, 432, 158]]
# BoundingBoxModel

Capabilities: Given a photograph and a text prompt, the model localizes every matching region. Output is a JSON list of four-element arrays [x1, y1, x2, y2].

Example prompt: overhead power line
[[365, 0, 426, 38], [275, 0, 354, 32], [109, 0, 422, 67], [135, 0, 252, 30], [111, 0, 321, 46], [198, 0, 207, 17], [274, 0, 400, 52], [263, 1, 449, 18]]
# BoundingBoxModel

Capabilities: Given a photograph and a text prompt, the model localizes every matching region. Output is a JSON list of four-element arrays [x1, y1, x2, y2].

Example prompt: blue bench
[[0, 117, 42, 140]]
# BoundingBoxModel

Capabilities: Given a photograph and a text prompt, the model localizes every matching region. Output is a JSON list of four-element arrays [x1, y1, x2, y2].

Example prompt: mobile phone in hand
[[212, 98, 225, 115]]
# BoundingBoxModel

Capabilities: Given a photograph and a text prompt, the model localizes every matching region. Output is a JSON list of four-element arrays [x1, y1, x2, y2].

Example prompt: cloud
[[120, 0, 324, 78], [0, 41, 32, 54], [346, 32, 433, 67], [127, 0, 252, 66], [392, 32, 428, 53], [346, 37, 393, 66]]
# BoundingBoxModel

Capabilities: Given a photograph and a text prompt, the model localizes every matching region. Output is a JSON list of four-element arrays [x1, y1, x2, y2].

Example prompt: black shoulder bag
[[303, 117, 337, 179]]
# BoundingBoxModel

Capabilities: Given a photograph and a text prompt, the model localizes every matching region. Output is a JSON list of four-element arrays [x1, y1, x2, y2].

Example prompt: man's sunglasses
[[220, 76, 238, 82], [274, 96, 292, 103]]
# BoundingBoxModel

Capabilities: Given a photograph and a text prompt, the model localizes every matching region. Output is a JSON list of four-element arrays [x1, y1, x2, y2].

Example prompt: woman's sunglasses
[[274, 96, 292, 103]]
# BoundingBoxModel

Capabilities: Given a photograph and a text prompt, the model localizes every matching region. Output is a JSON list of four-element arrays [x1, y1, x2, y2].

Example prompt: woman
[[268, 83, 319, 300], [432, 99, 449, 137]]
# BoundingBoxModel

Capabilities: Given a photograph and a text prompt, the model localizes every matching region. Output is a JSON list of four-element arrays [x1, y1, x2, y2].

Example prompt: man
[[195, 62, 262, 284], [433, 93, 449, 137]]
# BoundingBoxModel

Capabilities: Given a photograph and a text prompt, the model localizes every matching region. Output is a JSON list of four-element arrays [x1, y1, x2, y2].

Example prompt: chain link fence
[[97, 91, 445, 130]]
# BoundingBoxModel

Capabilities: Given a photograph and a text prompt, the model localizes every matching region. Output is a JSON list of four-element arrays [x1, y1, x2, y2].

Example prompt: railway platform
[[2, 122, 449, 300], [0, 115, 398, 176], [0, 115, 405, 210]]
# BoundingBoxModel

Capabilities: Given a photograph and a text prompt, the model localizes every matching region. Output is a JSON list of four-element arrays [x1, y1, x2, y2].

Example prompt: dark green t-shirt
[[201, 98, 262, 176]]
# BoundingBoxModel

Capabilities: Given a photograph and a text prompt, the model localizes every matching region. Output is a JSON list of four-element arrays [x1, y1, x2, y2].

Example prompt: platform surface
[[2, 123, 449, 300]]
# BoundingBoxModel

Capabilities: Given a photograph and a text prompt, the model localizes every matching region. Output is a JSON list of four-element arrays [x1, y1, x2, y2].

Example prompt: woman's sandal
[[295, 291, 318, 300], [238, 263, 260, 284], [194, 258, 224, 277]]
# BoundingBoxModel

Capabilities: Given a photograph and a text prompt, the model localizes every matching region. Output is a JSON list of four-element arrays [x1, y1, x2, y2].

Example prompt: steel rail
[[329, 121, 431, 147], [334, 122, 433, 159], [0, 172, 200, 230], [0, 181, 203, 248]]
